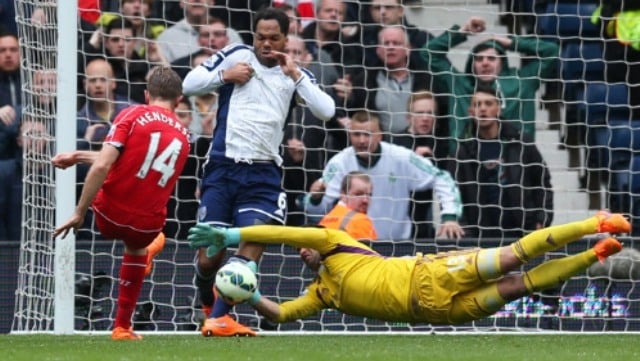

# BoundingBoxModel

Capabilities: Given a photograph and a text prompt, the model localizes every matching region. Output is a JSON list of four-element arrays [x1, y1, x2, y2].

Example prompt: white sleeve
[[408, 153, 462, 219], [303, 160, 343, 215], [294, 69, 336, 121], [182, 45, 251, 96], [431, 168, 462, 218], [182, 64, 224, 96]]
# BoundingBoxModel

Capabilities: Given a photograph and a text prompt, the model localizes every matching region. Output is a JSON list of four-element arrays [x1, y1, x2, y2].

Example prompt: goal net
[[10, 0, 640, 334]]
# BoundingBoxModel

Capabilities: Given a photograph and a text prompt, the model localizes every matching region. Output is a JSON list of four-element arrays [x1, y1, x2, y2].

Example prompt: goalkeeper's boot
[[144, 232, 166, 276], [201, 314, 257, 337], [593, 237, 623, 263], [112, 327, 143, 340], [595, 210, 631, 234]]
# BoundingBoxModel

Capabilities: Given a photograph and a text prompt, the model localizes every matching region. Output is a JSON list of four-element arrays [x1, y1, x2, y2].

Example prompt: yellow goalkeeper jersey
[[238, 225, 424, 323]]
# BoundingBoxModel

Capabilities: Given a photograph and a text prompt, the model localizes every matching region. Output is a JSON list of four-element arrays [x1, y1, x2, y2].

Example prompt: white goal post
[[10, 0, 640, 334]]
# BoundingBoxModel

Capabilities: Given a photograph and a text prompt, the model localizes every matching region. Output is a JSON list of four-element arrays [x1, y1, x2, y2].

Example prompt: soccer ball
[[215, 262, 258, 304]]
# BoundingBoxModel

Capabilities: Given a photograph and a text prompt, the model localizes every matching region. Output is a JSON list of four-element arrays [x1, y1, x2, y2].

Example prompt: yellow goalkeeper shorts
[[411, 248, 496, 324]]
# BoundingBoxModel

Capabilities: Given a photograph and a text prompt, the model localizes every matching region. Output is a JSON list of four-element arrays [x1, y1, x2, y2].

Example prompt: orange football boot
[[112, 326, 143, 340], [595, 211, 631, 234], [201, 315, 257, 337], [593, 237, 623, 263], [144, 232, 166, 276]]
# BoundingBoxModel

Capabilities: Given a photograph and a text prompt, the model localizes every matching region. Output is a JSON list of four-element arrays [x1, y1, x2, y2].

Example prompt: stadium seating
[[597, 120, 640, 213], [610, 155, 640, 234], [582, 83, 631, 125], [592, 119, 640, 169], [538, 2, 604, 101], [538, 2, 600, 39], [581, 82, 631, 167], [537, 1, 605, 172], [579, 82, 633, 211], [560, 41, 605, 100]]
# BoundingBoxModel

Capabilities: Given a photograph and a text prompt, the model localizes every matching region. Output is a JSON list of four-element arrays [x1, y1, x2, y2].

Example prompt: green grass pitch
[[2, 334, 639, 361]]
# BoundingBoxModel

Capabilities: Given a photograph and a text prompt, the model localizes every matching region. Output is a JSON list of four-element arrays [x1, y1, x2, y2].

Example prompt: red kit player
[[53, 66, 189, 340]]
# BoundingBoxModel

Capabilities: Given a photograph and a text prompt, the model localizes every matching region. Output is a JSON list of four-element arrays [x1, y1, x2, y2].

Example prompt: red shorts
[[93, 203, 164, 250]]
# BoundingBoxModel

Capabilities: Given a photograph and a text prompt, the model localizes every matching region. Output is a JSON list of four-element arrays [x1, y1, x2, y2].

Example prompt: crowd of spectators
[[4, 0, 640, 243]]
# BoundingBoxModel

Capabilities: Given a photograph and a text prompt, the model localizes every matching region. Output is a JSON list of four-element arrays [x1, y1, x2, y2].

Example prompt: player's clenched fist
[[308, 178, 326, 202], [51, 152, 77, 169], [462, 16, 486, 34], [223, 62, 254, 85]]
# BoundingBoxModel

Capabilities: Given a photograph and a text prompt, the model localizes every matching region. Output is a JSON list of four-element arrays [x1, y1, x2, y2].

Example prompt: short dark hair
[[472, 83, 504, 110], [146, 66, 182, 101], [104, 17, 134, 35], [0, 27, 18, 41], [473, 83, 498, 98], [254, 7, 290, 36]]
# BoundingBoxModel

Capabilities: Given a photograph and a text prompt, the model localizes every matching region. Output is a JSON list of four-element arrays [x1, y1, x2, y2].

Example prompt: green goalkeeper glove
[[248, 289, 262, 306], [187, 223, 241, 257]]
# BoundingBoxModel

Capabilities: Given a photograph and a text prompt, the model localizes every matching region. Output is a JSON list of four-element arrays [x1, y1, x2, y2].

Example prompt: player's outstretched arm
[[250, 294, 281, 322], [189, 224, 340, 255], [51, 150, 99, 169], [249, 284, 325, 324], [53, 145, 119, 239]]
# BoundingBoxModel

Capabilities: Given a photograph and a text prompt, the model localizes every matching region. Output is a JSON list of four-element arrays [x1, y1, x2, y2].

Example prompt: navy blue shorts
[[198, 159, 287, 227]]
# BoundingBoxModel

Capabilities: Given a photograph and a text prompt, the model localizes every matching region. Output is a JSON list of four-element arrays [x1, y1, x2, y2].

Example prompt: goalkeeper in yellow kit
[[188, 211, 629, 326]]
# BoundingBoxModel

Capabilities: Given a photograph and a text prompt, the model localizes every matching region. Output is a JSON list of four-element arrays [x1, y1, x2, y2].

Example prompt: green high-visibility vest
[[615, 10, 640, 50], [592, 6, 640, 50]]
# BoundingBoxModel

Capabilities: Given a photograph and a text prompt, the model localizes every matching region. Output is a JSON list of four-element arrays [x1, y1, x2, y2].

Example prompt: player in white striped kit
[[182, 7, 335, 336]]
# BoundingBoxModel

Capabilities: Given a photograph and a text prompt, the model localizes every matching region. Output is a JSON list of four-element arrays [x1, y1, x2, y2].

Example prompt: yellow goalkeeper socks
[[455, 283, 506, 322], [523, 250, 597, 292], [510, 217, 597, 263]]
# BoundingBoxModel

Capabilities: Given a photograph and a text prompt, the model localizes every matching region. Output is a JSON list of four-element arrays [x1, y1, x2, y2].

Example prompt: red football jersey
[[93, 104, 190, 230]]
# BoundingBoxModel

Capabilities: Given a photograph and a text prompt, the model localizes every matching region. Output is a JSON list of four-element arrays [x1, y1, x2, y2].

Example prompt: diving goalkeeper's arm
[[187, 223, 348, 257], [187, 224, 338, 322], [248, 284, 325, 323]]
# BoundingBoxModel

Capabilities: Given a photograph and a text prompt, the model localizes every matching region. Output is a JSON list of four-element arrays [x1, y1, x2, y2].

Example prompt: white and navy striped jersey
[[182, 44, 335, 166]]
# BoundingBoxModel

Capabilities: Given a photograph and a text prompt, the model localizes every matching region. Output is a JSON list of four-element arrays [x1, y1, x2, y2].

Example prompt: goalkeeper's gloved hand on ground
[[187, 223, 241, 257]]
